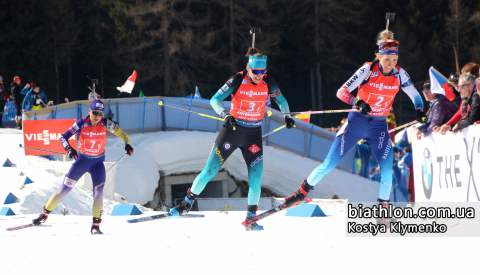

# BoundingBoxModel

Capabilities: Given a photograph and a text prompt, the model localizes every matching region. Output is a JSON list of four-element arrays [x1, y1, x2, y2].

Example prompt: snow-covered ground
[[1, 128, 478, 274], [1, 128, 380, 217]]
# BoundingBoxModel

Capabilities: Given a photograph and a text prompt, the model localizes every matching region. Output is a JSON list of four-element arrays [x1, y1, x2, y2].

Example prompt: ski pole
[[269, 109, 356, 116], [107, 154, 128, 173], [19, 144, 66, 155], [388, 120, 417, 133], [158, 101, 224, 122], [262, 125, 286, 138]]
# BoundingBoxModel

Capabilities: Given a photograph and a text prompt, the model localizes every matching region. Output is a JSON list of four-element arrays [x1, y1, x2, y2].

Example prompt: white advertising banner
[[413, 126, 480, 202]]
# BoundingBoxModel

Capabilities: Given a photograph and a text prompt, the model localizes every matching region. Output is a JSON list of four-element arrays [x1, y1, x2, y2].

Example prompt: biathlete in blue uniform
[[32, 100, 134, 234], [170, 47, 295, 231], [282, 30, 427, 223]]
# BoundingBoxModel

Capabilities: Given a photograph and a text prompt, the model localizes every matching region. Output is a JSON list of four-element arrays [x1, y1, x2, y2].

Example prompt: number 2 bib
[[357, 62, 401, 117]]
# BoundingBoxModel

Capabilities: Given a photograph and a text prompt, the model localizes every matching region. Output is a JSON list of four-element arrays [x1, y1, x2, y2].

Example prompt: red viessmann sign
[[23, 119, 78, 155]]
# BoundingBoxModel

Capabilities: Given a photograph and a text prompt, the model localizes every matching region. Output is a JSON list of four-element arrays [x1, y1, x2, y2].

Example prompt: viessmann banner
[[413, 126, 480, 202], [23, 119, 77, 155]]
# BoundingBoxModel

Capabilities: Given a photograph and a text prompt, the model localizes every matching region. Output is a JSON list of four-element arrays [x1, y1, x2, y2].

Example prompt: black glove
[[125, 144, 134, 156], [224, 114, 237, 128], [354, 99, 372, 115], [285, 116, 296, 129], [66, 146, 77, 159], [416, 109, 427, 124]]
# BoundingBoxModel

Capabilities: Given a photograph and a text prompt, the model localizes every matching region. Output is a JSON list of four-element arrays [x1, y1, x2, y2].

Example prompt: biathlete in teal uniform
[[170, 47, 295, 231]]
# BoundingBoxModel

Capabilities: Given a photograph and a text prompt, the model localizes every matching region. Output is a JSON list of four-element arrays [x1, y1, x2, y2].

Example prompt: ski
[[6, 224, 44, 231], [242, 197, 313, 226], [127, 213, 205, 224]]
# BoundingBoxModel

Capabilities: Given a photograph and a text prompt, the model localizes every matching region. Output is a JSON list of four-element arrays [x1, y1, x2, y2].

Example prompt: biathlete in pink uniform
[[32, 100, 134, 234]]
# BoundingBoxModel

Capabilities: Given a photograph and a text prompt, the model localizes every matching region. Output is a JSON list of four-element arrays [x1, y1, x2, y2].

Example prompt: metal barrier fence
[[2, 101, 16, 122], [17, 96, 357, 172]]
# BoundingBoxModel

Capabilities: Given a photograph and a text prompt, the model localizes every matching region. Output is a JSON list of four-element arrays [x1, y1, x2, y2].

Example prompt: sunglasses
[[91, 111, 104, 117], [250, 68, 267, 75], [458, 83, 473, 90]]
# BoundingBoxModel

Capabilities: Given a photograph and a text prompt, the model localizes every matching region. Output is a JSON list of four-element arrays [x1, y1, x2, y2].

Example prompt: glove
[[354, 99, 372, 115], [125, 144, 134, 156], [416, 109, 427, 123], [224, 114, 237, 128], [285, 116, 296, 129], [66, 146, 77, 159]]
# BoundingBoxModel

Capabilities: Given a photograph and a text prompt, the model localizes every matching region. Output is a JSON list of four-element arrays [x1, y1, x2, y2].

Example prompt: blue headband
[[248, 55, 267, 69], [378, 41, 399, 55]]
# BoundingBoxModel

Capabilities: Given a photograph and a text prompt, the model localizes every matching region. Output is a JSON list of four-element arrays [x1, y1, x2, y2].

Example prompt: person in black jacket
[[436, 73, 480, 134], [0, 75, 7, 128], [10, 76, 24, 129]]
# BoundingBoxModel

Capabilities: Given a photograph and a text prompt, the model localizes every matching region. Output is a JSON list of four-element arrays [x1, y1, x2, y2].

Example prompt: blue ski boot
[[170, 190, 197, 216], [245, 205, 264, 231]]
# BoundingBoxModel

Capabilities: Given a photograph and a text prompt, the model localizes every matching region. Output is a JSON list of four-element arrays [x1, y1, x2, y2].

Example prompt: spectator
[[0, 78, 7, 128], [435, 73, 480, 135], [47, 101, 54, 107], [397, 147, 412, 191], [332, 195, 339, 199], [22, 84, 48, 112], [448, 72, 459, 90], [448, 73, 462, 106], [65, 97, 70, 103], [461, 62, 480, 78], [88, 92, 99, 101], [414, 79, 457, 139], [10, 76, 25, 129]]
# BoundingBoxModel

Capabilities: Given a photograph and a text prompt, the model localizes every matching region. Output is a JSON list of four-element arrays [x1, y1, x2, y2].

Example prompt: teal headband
[[248, 55, 267, 69]]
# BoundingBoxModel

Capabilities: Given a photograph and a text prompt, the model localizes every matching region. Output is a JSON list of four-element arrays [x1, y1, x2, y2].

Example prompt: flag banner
[[117, 70, 137, 94], [294, 113, 310, 123], [429, 67, 456, 101], [194, 86, 201, 98]]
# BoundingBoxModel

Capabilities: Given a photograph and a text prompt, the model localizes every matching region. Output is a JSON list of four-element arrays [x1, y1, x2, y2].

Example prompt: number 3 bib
[[230, 72, 269, 121]]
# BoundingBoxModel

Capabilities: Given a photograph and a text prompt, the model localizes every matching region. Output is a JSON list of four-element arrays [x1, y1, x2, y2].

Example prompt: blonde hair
[[376, 30, 395, 45], [245, 47, 263, 57]]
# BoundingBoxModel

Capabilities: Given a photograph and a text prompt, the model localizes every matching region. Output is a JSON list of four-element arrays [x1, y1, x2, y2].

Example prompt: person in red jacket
[[434, 73, 480, 134]]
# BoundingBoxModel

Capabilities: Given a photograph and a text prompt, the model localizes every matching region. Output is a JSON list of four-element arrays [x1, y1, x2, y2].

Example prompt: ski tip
[[241, 221, 247, 226], [305, 197, 313, 203]]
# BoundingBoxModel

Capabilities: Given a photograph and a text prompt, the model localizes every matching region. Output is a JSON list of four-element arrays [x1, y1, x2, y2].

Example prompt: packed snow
[[1, 128, 478, 274]]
